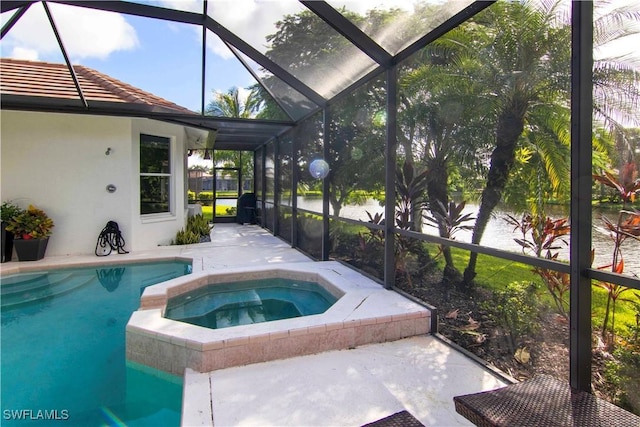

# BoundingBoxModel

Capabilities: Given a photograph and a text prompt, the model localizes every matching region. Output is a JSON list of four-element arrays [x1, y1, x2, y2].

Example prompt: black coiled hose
[[95, 221, 129, 256]]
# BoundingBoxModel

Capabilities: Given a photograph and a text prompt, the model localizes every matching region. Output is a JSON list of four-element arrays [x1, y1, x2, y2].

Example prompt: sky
[[0, 0, 452, 112], [1, 0, 638, 113]]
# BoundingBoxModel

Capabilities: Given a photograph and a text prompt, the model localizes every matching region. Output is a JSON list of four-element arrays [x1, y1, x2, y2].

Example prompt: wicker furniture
[[454, 374, 640, 426], [362, 410, 424, 427]]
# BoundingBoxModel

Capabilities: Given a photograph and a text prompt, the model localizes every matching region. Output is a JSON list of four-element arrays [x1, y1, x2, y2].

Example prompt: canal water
[[296, 197, 639, 277]]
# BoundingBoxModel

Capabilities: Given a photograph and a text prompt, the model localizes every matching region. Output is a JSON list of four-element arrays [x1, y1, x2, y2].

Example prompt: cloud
[[205, 0, 301, 58], [201, 1, 414, 66], [3, 2, 138, 62], [10, 47, 39, 61], [326, 0, 414, 15], [155, 0, 203, 14], [206, 32, 234, 60]]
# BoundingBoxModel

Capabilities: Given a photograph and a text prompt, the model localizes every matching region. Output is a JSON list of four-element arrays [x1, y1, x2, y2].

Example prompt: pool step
[[166, 289, 263, 320], [1, 272, 75, 295], [1, 273, 95, 308]]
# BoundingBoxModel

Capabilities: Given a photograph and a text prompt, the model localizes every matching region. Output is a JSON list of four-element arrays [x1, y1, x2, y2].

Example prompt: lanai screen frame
[[250, 1, 638, 394], [2, 0, 638, 394]]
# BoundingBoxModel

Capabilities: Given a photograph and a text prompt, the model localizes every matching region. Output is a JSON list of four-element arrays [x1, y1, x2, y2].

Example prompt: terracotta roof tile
[[0, 58, 193, 113]]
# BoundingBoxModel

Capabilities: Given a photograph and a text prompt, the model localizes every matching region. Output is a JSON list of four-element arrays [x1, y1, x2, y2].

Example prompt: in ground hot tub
[[164, 278, 339, 329], [126, 262, 431, 374]]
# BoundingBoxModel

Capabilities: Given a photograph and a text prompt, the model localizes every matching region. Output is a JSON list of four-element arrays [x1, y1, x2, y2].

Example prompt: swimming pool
[[165, 278, 338, 329], [1, 260, 191, 426]]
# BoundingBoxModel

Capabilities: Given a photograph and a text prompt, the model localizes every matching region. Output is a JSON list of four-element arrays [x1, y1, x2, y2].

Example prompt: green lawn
[[435, 244, 638, 336], [200, 205, 234, 221]]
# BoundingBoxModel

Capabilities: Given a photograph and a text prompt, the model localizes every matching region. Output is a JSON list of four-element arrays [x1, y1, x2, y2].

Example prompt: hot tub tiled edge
[[126, 261, 431, 375]]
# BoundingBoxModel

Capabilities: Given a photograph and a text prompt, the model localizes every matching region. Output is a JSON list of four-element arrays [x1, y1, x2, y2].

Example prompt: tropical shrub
[[482, 281, 541, 355], [593, 165, 640, 345], [505, 213, 571, 319], [0, 201, 23, 223], [6, 205, 54, 239], [173, 229, 200, 245], [186, 214, 212, 237], [171, 214, 212, 245]]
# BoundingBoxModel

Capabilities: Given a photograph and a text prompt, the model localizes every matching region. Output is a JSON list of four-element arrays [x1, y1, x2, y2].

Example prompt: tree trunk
[[426, 156, 460, 282], [463, 108, 525, 286], [329, 193, 342, 219]]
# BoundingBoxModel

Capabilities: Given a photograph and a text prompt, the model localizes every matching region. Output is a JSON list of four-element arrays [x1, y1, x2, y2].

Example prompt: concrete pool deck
[[0, 224, 509, 426], [185, 335, 506, 427]]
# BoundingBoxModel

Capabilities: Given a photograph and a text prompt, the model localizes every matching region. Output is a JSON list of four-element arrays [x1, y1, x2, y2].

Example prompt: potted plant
[[1, 201, 24, 262], [6, 205, 55, 261]]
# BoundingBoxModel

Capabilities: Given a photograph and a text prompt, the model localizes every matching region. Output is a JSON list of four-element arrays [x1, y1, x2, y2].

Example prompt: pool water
[[165, 278, 337, 329], [1, 261, 191, 426]]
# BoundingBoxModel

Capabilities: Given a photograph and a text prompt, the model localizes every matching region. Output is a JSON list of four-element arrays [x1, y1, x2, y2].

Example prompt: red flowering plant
[[593, 162, 640, 346], [505, 213, 571, 319]]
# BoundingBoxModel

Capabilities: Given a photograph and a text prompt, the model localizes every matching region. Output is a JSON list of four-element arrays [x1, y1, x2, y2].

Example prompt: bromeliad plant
[[6, 205, 54, 239]]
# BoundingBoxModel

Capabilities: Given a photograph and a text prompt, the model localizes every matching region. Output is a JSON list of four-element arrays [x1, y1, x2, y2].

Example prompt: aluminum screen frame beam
[[1, 2, 31, 39], [42, 1, 88, 108], [569, 0, 593, 393], [0, 0, 34, 13], [384, 67, 397, 289], [49, 0, 326, 107], [300, 1, 393, 67]]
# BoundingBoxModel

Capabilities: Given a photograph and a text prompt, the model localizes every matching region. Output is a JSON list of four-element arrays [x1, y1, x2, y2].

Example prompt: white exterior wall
[[130, 118, 187, 251], [1, 110, 187, 257]]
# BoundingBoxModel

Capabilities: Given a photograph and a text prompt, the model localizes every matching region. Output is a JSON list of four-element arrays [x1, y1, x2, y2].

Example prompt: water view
[[296, 197, 640, 277]]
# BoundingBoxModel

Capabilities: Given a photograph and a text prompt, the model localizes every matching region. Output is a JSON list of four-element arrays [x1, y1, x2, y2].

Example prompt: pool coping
[[0, 255, 195, 277], [126, 261, 431, 375]]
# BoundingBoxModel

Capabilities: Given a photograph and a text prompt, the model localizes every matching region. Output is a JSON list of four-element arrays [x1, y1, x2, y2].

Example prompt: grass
[[449, 246, 541, 291], [199, 205, 234, 221], [591, 284, 639, 338], [434, 243, 639, 337]]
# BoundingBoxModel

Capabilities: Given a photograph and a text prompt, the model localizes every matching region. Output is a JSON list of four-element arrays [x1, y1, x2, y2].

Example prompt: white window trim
[[139, 133, 175, 219]]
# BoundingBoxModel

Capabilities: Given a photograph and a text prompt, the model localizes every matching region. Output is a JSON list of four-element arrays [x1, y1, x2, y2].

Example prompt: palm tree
[[398, 30, 492, 280], [462, 0, 640, 285], [206, 87, 260, 118], [592, 1, 640, 179], [455, 1, 572, 285]]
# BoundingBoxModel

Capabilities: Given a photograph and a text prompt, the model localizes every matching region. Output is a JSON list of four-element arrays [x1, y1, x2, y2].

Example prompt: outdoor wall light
[[203, 148, 211, 160]]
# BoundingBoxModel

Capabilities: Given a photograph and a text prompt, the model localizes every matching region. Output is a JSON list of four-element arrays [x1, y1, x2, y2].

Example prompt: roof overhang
[[1, 94, 294, 151]]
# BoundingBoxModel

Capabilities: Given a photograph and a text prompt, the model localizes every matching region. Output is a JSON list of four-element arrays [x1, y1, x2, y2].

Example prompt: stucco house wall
[[1, 110, 188, 257]]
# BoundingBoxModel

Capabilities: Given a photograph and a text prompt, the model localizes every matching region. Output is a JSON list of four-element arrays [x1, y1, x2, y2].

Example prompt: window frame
[[139, 133, 173, 217]]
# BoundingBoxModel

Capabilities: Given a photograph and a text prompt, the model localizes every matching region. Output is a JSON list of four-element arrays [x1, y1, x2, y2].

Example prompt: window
[[140, 134, 172, 215]]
